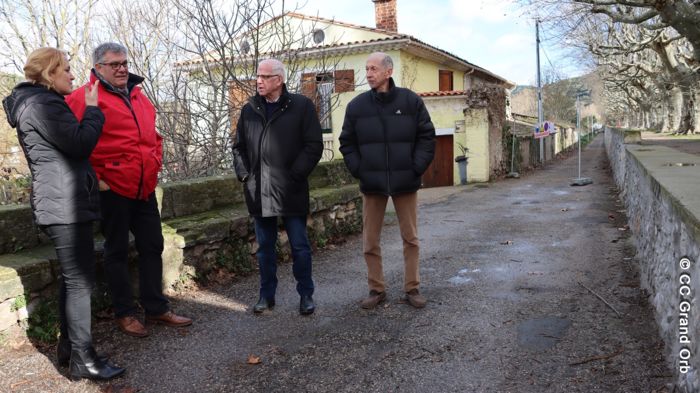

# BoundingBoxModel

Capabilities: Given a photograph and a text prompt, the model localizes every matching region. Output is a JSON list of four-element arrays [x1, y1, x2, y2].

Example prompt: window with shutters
[[439, 70, 453, 91], [299, 69, 355, 133]]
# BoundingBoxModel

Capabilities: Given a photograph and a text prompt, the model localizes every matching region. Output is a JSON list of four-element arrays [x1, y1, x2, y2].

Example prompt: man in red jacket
[[67, 42, 191, 337]]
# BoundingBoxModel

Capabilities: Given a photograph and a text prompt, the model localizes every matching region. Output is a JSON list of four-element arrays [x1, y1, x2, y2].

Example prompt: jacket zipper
[[253, 97, 289, 214], [375, 100, 391, 194], [109, 87, 146, 200], [125, 96, 145, 200]]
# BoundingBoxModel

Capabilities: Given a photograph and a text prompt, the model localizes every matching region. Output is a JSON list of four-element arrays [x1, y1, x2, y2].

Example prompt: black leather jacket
[[232, 86, 323, 217]]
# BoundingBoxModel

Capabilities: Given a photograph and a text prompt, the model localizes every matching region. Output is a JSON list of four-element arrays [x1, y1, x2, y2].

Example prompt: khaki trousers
[[362, 192, 419, 293]]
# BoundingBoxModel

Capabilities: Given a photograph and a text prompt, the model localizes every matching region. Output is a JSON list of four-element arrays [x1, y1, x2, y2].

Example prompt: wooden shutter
[[301, 73, 318, 102], [334, 69, 355, 93], [229, 79, 255, 136], [439, 70, 453, 91]]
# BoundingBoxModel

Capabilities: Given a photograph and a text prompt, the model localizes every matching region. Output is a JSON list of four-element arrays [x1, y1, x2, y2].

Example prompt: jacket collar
[[371, 77, 397, 103], [252, 83, 291, 107], [90, 69, 145, 95], [3, 82, 65, 127]]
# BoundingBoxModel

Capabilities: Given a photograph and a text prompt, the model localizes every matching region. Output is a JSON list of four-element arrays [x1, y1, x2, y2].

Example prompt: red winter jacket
[[67, 71, 162, 200]]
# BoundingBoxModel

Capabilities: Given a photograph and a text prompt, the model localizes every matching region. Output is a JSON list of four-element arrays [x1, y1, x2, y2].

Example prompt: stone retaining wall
[[0, 160, 361, 333], [605, 127, 700, 392]]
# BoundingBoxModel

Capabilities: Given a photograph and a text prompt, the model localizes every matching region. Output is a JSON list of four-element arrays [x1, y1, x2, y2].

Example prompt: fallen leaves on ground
[[10, 380, 32, 390], [247, 354, 262, 365]]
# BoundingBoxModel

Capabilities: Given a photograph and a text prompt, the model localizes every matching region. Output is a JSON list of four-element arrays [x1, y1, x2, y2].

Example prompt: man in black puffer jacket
[[233, 58, 323, 315], [340, 52, 435, 310]]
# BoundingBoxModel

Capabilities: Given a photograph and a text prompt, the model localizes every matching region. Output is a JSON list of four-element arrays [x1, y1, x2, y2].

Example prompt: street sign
[[534, 122, 552, 139]]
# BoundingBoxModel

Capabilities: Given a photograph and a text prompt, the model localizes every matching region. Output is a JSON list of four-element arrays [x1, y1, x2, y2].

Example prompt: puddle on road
[[448, 276, 473, 285], [517, 317, 571, 351], [448, 268, 481, 285]]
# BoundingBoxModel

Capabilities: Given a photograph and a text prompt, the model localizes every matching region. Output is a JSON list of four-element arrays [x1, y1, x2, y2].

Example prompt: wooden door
[[421, 135, 453, 188]]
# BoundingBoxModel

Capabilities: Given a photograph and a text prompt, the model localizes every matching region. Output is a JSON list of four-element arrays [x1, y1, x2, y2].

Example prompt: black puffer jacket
[[232, 86, 323, 217], [3, 82, 104, 225], [340, 78, 435, 195]]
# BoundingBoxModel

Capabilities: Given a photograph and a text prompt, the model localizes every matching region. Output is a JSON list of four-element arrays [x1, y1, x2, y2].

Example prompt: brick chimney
[[373, 0, 397, 32]]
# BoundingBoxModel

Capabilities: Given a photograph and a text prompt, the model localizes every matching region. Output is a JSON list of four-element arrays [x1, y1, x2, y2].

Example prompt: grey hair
[[380, 53, 393, 69], [259, 58, 286, 82], [93, 42, 127, 65], [370, 52, 393, 70]]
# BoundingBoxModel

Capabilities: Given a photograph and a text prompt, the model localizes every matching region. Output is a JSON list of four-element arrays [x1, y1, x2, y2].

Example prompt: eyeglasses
[[98, 61, 129, 70], [256, 74, 280, 80]]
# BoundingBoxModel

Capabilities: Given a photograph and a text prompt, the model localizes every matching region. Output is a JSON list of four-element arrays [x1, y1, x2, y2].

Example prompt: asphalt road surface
[[0, 136, 672, 393]]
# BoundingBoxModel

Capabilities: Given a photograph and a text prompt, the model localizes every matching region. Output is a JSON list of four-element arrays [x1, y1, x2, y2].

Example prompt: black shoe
[[299, 295, 315, 315], [69, 347, 125, 381], [57, 337, 109, 368], [253, 297, 275, 314]]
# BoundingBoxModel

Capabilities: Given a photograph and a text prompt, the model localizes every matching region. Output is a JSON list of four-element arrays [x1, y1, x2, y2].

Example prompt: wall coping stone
[[626, 144, 700, 239]]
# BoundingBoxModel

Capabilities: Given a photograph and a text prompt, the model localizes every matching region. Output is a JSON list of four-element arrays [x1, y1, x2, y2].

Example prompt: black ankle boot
[[57, 337, 109, 367], [69, 347, 125, 381], [299, 295, 315, 315]]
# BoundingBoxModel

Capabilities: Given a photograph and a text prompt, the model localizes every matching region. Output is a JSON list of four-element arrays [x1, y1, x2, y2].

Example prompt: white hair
[[259, 58, 286, 82]]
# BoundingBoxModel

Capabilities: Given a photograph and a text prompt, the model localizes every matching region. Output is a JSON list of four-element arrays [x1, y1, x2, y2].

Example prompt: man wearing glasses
[[233, 59, 323, 315], [67, 42, 192, 338]]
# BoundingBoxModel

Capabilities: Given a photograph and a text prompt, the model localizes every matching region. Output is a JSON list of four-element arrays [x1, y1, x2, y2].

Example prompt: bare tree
[[519, 0, 699, 133], [0, 0, 99, 80], [542, 67, 579, 125], [163, 0, 348, 180]]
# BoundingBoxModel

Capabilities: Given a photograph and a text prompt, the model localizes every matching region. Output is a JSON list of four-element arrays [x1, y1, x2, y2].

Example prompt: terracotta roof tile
[[418, 91, 469, 97]]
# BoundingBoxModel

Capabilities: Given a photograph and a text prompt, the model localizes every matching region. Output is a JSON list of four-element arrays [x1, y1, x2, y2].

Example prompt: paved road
[[0, 136, 672, 393]]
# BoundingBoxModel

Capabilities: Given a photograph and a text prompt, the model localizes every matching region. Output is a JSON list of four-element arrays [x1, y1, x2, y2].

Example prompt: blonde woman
[[2, 47, 124, 381]]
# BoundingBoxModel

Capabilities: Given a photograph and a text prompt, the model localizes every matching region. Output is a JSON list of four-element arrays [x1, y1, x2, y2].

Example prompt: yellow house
[[178, 0, 514, 185]]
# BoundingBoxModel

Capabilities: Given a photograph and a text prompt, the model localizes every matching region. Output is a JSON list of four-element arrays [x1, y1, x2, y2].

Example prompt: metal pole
[[571, 93, 592, 186], [536, 20, 544, 163], [578, 126, 582, 179], [577, 95, 581, 178]]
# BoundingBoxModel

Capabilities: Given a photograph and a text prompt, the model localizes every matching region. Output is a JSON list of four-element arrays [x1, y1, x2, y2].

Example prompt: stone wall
[[0, 160, 361, 333], [604, 127, 700, 392]]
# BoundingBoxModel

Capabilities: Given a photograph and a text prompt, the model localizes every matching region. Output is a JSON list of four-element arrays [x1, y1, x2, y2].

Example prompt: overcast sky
[[291, 0, 582, 86]]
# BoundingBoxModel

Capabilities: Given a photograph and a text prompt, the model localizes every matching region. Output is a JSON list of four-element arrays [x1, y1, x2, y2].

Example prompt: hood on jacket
[[3, 82, 51, 128], [91, 69, 145, 94]]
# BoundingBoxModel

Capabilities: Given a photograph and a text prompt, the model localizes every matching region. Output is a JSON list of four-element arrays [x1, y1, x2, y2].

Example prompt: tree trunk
[[667, 87, 682, 132], [677, 84, 695, 134]]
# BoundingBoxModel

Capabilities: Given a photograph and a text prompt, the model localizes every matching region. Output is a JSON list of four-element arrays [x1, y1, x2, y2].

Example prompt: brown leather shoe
[[360, 290, 386, 309], [146, 311, 192, 327], [405, 289, 427, 308], [116, 316, 149, 338]]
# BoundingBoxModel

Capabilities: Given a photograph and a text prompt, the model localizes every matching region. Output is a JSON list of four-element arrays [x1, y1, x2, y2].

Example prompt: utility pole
[[536, 19, 544, 163]]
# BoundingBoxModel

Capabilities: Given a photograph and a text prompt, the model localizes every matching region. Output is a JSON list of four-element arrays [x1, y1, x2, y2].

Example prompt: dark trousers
[[254, 216, 314, 300], [42, 223, 95, 351], [100, 190, 168, 318]]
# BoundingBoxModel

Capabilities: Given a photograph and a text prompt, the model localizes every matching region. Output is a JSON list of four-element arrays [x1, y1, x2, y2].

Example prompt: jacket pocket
[[100, 153, 136, 192]]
